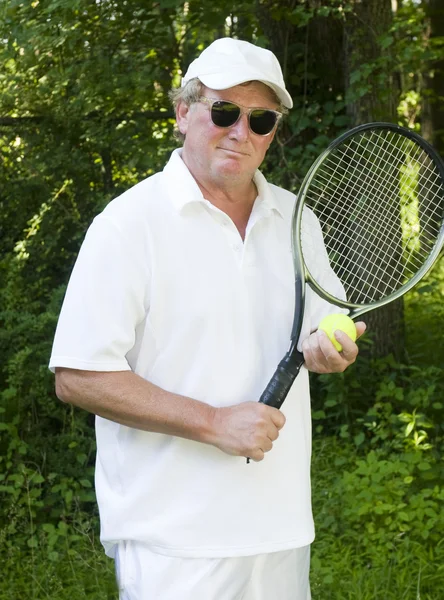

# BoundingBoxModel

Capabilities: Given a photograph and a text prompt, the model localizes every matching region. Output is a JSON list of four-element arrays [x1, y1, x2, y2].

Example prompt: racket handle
[[259, 350, 305, 409], [246, 350, 305, 464]]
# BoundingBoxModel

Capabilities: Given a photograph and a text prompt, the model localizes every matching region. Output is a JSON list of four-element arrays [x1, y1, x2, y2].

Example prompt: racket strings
[[302, 129, 444, 304], [315, 173, 440, 302], [314, 132, 443, 236], [332, 131, 408, 205], [320, 137, 442, 294], [315, 145, 440, 272], [315, 134, 442, 241], [313, 138, 410, 244], [333, 134, 443, 227]]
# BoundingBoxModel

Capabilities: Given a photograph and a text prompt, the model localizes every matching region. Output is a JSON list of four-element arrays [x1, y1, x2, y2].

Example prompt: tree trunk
[[257, 0, 405, 360], [343, 0, 405, 360], [344, 0, 399, 123], [422, 0, 444, 156]]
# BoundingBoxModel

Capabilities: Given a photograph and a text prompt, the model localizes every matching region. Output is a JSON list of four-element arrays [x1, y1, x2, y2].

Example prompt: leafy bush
[[311, 437, 444, 599], [312, 354, 444, 451]]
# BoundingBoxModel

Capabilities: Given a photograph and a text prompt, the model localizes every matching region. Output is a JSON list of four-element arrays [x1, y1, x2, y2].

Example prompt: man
[[50, 38, 365, 599]]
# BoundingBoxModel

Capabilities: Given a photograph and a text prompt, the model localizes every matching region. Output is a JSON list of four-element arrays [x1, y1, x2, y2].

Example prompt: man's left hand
[[301, 321, 366, 374]]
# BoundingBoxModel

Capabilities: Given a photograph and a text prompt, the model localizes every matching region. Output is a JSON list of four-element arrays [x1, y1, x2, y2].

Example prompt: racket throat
[[279, 348, 305, 378]]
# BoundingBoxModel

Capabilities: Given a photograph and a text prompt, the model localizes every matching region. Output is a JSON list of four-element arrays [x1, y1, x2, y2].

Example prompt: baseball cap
[[181, 38, 293, 109]]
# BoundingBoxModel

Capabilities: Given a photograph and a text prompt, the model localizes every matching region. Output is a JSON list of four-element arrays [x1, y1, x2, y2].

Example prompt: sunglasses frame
[[198, 96, 283, 136]]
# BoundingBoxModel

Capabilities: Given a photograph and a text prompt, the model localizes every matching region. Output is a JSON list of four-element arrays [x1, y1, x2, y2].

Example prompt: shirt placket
[[204, 200, 272, 269]]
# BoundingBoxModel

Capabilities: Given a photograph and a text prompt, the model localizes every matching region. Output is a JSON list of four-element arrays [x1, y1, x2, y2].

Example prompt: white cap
[[181, 38, 293, 109]]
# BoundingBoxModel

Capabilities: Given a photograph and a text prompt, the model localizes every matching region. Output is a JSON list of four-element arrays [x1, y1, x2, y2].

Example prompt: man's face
[[176, 81, 279, 189]]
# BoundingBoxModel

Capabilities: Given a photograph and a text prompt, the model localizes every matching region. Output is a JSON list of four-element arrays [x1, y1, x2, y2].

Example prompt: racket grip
[[259, 350, 305, 410], [246, 350, 305, 463]]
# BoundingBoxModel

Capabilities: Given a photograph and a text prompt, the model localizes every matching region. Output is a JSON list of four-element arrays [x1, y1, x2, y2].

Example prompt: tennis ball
[[318, 313, 357, 352]]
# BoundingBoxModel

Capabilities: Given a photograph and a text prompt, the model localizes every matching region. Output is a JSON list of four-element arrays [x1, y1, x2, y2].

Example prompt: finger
[[302, 334, 326, 373], [268, 406, 286, 429], [334, 330, 358, 363], [316, 330, 345, 366], [267, 427, 280, 442], [354, 321, 367, 339], [248, 449, 265, 462], [261, 438, 273, 453]]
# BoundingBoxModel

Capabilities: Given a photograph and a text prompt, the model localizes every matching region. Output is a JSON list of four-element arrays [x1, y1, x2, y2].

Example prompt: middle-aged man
[[50, 38, 365, 599]]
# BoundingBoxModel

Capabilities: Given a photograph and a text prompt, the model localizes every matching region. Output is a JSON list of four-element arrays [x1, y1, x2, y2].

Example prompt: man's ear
[[176, 101, 191, 136]]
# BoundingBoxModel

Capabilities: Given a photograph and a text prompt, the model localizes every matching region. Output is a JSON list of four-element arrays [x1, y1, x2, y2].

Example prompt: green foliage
[[337, 451, 443, 548], [312, 356, 444, 458], [312, 257, 444, 449], [311, 437, 444, 599], [1, 529, 116, 599], [309, 258, 444, 598], [405, 256, 444, 366]]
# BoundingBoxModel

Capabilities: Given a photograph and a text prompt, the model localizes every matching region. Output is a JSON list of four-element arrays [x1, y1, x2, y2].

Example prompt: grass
[[311, 547, 443, 600], [0, 537, 116, 600]]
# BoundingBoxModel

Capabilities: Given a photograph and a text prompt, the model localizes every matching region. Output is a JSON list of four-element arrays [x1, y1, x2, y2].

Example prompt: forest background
[[0, 0, 443, 598]]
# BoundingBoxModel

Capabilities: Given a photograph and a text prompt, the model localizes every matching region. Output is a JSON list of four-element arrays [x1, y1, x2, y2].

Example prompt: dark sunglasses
[[199, 96, 282, 136]]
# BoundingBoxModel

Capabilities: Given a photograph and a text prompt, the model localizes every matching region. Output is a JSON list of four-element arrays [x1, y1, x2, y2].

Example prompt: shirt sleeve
[[49, 214, 150, 373], [300, 207, 348, 335]]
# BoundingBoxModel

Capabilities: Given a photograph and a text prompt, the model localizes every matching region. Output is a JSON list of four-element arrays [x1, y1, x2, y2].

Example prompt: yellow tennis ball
[[318, 313, 357, 352]]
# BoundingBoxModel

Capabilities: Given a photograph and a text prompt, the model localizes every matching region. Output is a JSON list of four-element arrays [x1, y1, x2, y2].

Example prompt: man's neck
[[180, 152, 258, 239], [197, 179, 257, 240]]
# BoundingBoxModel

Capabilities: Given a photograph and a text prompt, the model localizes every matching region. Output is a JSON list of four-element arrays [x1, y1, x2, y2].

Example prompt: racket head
[[292, 123, 444, 319]]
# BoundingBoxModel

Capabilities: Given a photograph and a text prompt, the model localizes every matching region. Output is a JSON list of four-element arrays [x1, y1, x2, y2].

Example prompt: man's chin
[[215, 159, 253, 179]]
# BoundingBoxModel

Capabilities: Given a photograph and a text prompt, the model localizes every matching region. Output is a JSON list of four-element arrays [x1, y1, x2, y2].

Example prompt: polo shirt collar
[[253, 169, 285, 219], [163, 148, 284, 219]]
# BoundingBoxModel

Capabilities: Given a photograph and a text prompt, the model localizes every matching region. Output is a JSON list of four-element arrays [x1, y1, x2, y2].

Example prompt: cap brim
[[198, 72, 293, 109]]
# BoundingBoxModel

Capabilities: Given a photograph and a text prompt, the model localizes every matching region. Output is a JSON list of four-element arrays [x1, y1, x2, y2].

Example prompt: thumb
[[354, 321, 367, 339]]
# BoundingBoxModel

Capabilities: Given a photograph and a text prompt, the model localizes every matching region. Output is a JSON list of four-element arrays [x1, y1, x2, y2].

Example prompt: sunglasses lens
[[249, 110, 278, 135], [208, 100, 279, 135], [211, 101, 240, 128]]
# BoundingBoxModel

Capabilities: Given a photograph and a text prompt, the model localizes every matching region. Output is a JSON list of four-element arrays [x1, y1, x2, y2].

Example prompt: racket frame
[[292, 122, 444, 323]]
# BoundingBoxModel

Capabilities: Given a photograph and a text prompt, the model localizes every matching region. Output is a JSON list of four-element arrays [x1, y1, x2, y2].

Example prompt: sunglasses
[[199, 96, 282, 136]]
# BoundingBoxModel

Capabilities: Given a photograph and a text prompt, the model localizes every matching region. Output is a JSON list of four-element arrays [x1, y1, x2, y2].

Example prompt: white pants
[[115, 541, 311, 600]]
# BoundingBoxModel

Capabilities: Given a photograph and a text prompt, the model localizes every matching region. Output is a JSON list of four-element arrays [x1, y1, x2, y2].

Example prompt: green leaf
[[380, 35, 394, 49], [31, 473, 45, 484], [418, 462, 432, 471], [354, 432, 365, 447], [405, 422, 415, 436], [76, 453, 87, 465], [312, 410, 326, 420]]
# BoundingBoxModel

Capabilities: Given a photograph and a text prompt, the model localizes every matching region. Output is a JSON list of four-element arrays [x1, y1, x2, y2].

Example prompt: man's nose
[[227, 113, 250, 142]]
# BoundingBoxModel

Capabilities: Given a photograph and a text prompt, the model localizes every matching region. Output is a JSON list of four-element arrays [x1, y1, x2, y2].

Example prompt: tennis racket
[[261, 122, 444, 410]]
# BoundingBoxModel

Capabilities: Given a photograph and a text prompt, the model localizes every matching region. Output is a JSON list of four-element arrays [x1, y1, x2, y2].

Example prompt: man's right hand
[[208, 402, 286, 462]]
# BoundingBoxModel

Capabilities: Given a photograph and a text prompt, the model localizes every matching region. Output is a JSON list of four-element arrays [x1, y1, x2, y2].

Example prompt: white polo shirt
[[49, 149, 343, 559]]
